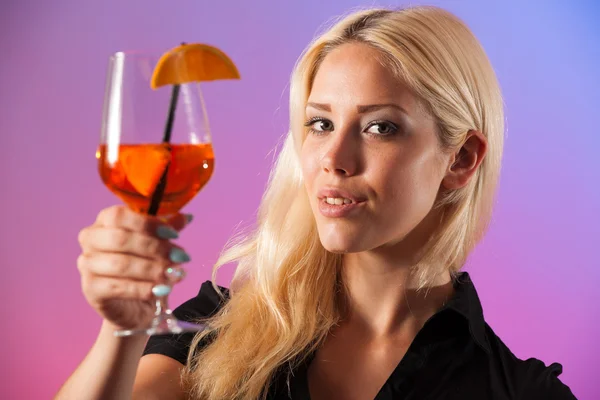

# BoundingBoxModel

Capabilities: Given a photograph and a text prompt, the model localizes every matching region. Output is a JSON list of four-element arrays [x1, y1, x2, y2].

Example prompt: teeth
[[326, 197, 352, 205]]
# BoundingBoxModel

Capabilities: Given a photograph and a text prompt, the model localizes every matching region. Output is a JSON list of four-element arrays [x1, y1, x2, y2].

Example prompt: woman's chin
[[318, 234, 364, 254]]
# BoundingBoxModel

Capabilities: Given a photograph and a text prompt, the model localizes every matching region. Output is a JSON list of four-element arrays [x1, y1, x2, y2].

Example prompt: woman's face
[[301, 42, 454, 255]]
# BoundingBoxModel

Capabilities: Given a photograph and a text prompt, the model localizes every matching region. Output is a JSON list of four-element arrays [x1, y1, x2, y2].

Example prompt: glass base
[[114, 313, 206, 337]]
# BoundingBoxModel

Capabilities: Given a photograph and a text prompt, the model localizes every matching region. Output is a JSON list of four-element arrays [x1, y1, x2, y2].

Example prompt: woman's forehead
[[307, 47, 419, 115]]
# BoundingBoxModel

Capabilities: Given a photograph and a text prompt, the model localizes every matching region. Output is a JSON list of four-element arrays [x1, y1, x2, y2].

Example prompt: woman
[[57, 6, 576, 400]]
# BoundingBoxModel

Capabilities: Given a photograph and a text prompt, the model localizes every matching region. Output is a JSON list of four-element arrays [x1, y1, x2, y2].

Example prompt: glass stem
[[155, 296, 170, 316]]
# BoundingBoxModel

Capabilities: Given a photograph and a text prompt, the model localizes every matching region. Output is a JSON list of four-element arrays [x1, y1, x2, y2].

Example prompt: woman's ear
[[442, 130, 488, 190]]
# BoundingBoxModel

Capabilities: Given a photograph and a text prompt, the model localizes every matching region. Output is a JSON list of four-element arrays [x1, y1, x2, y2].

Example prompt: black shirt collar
[[441, 271, 491, 354]]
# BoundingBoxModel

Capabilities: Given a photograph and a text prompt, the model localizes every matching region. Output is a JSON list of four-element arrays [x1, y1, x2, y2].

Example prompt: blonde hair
[[183, 6, 504, 399]]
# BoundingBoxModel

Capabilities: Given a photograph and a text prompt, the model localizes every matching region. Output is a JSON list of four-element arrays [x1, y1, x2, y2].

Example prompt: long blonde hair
[[183, 6, 504, 399]]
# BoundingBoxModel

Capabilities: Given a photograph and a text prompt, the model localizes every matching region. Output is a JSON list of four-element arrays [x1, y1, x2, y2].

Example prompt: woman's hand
[[77, 205, 192, 331]]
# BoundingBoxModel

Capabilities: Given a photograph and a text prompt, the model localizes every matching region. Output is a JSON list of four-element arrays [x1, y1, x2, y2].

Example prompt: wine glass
[[96, 49, 215, 337]]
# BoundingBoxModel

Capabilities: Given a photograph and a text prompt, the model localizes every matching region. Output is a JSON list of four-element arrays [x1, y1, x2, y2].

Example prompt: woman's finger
[[82, 276, 156, 304], [78, 227, 191, 263], [95, 205, 193, 236], [162, 212, 193, 232], [77, 253, 175, 282]]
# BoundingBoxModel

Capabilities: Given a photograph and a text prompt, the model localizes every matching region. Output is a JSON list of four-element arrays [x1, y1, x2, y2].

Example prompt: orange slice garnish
[[120, 145, 171, 197], [151, 43, 240, 89]]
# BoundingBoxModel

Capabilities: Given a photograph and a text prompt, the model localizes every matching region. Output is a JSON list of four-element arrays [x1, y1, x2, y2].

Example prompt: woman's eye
[[307, 119, 334, 133], [365, 122, 397, 136]]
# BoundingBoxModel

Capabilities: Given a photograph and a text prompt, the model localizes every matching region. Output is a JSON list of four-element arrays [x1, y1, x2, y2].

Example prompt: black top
[[143, 272, 577, 399]]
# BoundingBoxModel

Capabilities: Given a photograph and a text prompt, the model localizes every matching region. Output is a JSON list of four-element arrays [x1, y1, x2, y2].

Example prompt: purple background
[[1, 0, 598, 398]]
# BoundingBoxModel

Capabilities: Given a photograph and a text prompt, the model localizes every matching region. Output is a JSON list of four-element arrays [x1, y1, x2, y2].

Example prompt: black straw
[[147, 84, 181, 216]]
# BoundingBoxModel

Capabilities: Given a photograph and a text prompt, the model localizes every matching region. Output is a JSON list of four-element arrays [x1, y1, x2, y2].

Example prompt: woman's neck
[[338, 249, 453, 339]]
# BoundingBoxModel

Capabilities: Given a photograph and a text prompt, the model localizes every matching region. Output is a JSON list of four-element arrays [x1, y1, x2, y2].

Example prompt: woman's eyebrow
[[306, 102, 407, 115], [306, 102, 331, 112], [356, 103, 407, 115]]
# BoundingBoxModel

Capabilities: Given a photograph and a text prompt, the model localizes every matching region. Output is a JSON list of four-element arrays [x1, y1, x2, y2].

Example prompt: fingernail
[[169, 248, 191, 263], [165, 266, 186, 281], [184, 214, 194, 224], [156, 225, 179, 239], [152, 284, 172, 297]]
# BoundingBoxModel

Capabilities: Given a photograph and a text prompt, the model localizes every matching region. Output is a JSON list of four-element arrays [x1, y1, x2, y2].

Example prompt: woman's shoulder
[[142, 281, 230, 365], [171, 280, 230, 322], [484, 324, 577, 399]]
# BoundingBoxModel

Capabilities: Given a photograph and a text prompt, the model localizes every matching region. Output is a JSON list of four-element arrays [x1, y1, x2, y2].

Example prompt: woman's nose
[[320, 128, 360, 176]]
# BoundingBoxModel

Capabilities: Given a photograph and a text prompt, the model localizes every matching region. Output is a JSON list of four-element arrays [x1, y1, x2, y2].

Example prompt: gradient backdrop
[[1, 0, 598, 398]]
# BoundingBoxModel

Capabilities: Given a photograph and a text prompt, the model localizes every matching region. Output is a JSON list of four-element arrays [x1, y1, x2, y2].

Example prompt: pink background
[[1, 0, 598, 398]]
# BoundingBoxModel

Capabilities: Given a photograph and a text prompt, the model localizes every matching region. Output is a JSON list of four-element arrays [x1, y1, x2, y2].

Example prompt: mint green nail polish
[[166, 267, 186, 281], [169, 248, 191, 263], [152, 284, 171, 297], [156, 225, 179, 239]]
